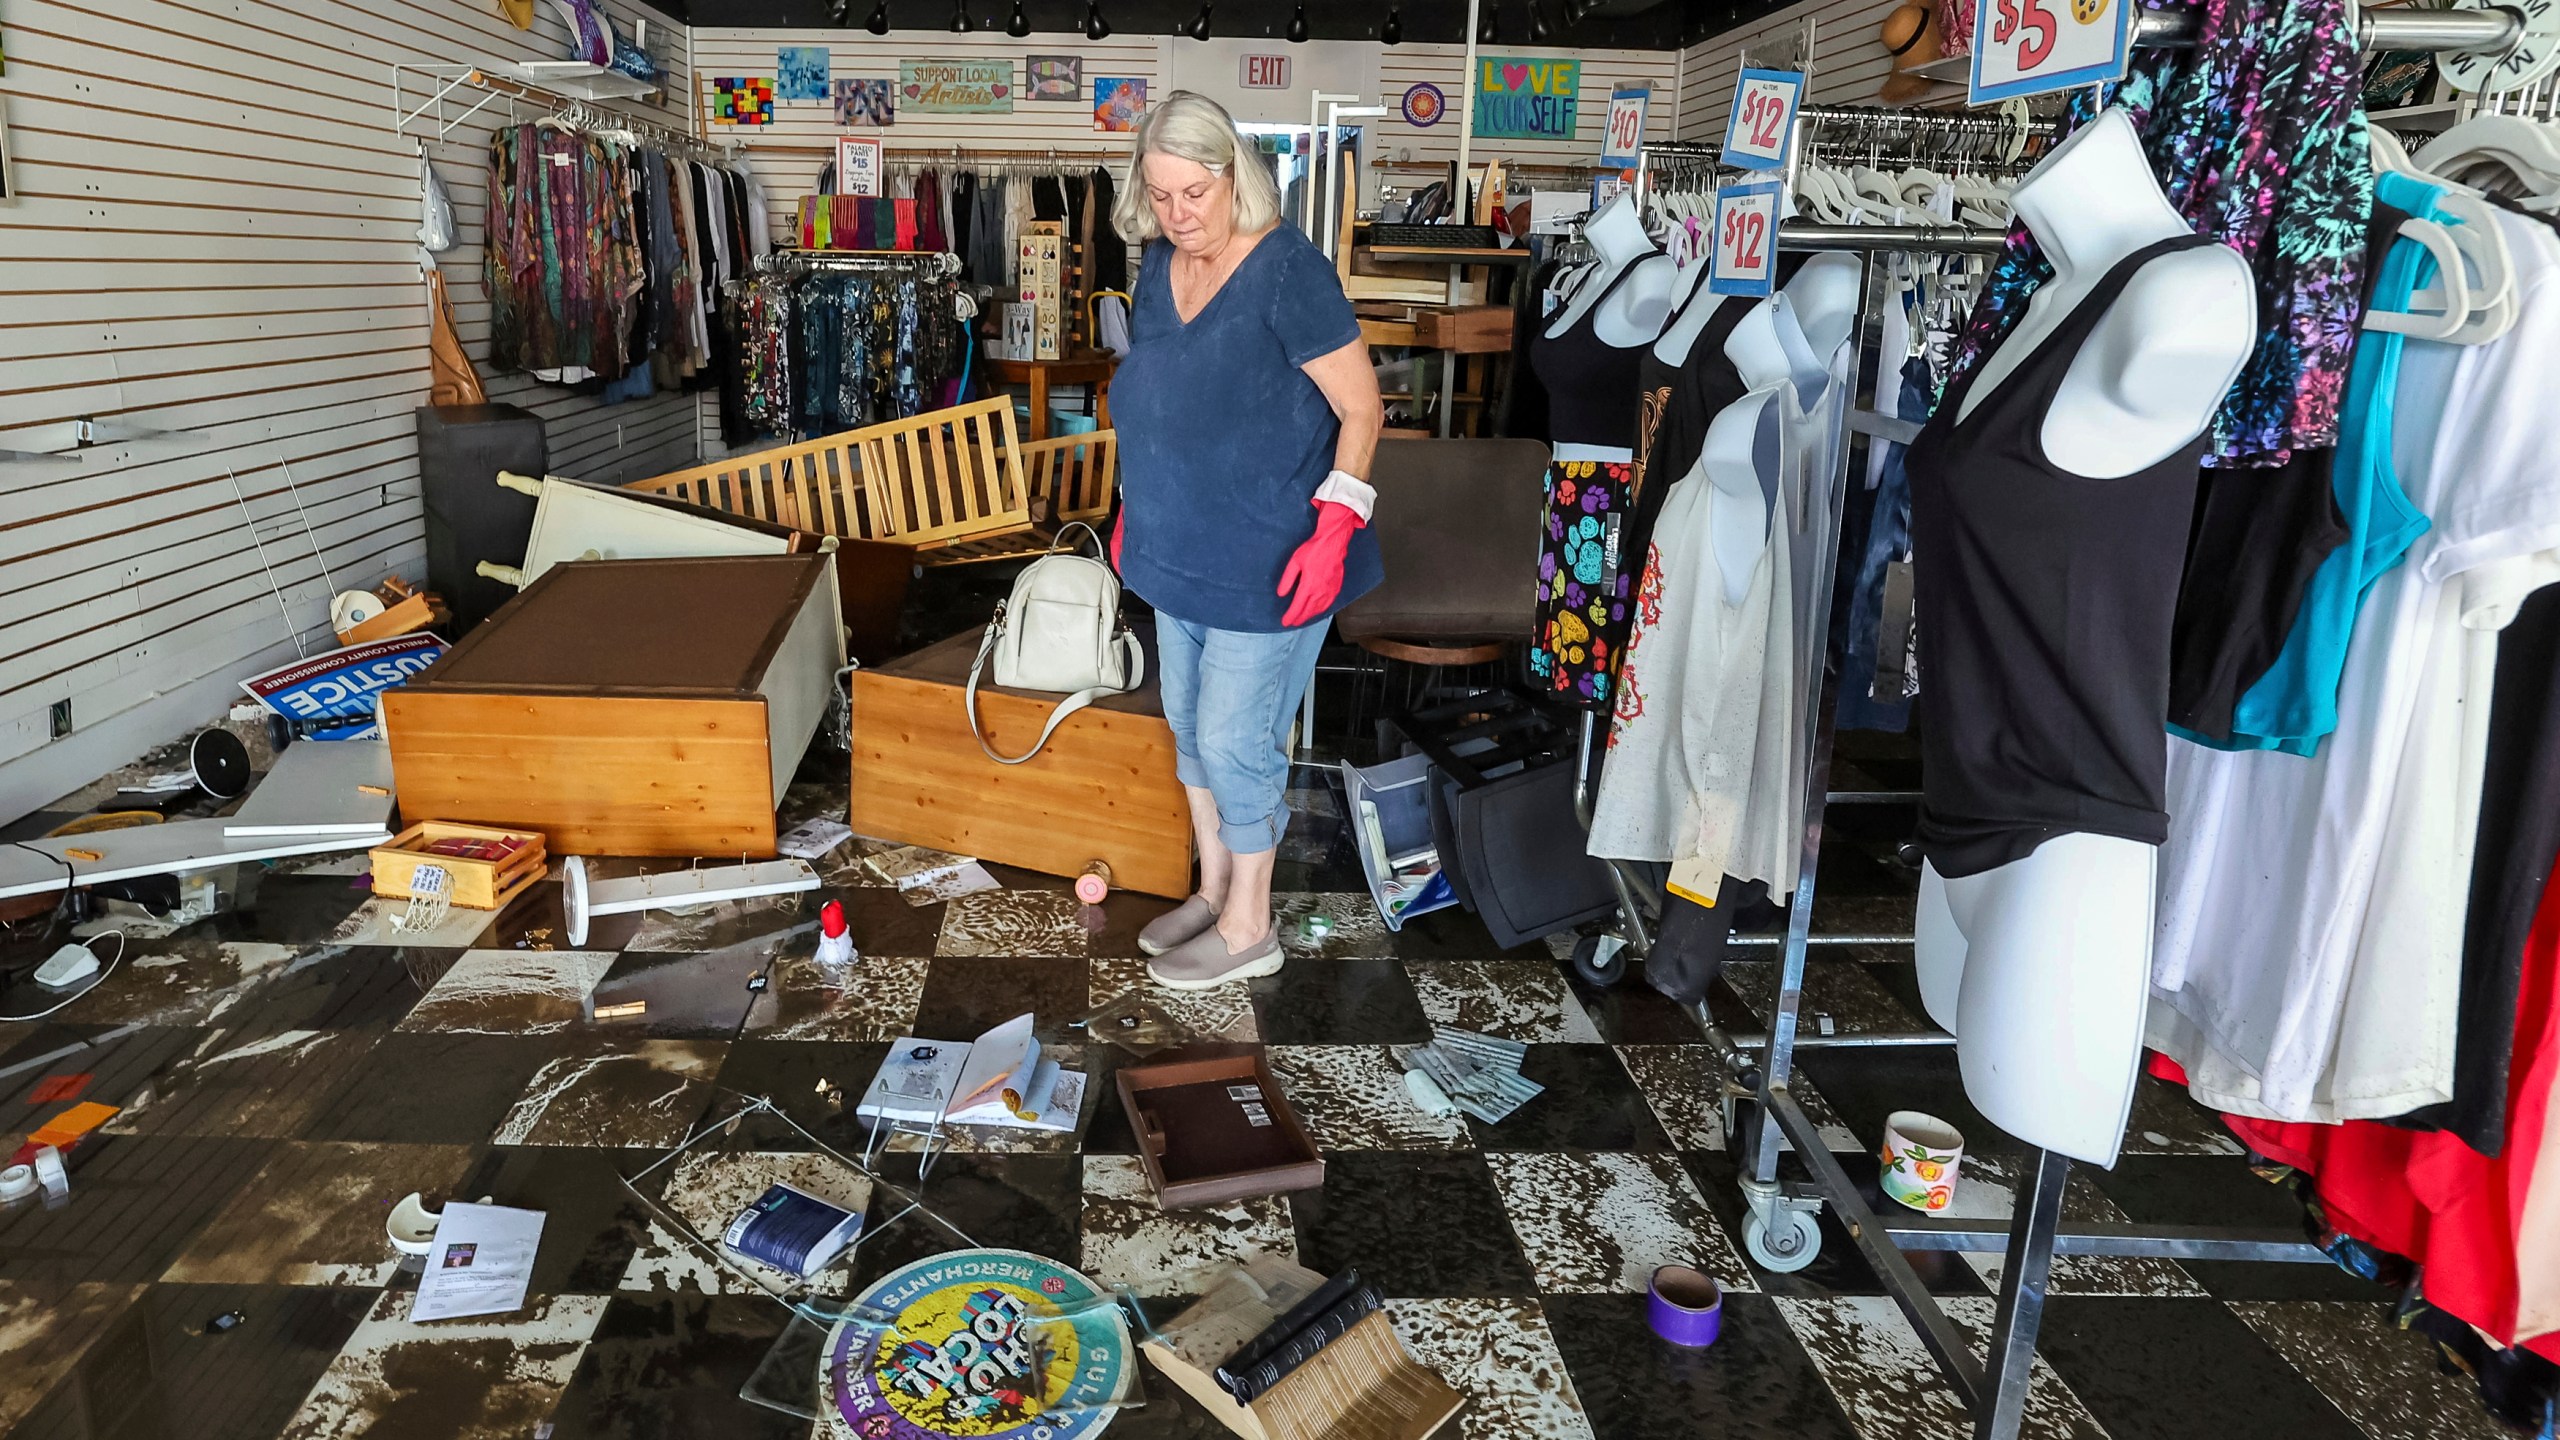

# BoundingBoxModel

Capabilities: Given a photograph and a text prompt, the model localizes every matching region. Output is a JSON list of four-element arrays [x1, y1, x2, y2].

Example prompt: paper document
[[410, 1202, 545, 1322]]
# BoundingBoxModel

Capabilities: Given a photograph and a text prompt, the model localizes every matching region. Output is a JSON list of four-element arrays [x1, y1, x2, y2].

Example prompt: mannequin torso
[[1915, 106, 2255, 1168]]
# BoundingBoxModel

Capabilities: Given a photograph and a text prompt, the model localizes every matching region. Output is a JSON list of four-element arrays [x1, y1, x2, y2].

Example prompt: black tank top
[[1530, 257, 1663, 449], [1904, 232, 2218, 879]]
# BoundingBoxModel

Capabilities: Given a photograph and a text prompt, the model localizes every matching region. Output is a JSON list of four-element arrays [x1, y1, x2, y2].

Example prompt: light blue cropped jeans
[[1155, 614, 1328, 856]]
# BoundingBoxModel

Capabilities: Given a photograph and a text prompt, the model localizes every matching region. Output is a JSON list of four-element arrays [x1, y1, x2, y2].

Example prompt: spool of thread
[[0, 1164, 34, 1203], [1074, 859, 1112, 906], [1647, 1265, 1723, 1347], [29, 1145, 68, 1203], [814, 898, 857, 979]]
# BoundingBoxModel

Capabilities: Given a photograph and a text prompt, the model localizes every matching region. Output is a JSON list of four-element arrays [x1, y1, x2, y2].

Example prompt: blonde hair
[[1111, 90, 1282, 243]]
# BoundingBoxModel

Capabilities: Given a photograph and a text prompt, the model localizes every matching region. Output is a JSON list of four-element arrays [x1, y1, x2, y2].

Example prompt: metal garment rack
[[1695, 8, 2533, 1440]]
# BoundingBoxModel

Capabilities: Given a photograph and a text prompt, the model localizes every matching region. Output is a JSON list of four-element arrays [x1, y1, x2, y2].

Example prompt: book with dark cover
[[1216, 1269, 1383, 1403]]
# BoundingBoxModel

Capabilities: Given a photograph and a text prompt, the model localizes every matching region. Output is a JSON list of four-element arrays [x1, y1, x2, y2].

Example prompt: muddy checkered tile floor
[[0, 764, 2503, 1440]]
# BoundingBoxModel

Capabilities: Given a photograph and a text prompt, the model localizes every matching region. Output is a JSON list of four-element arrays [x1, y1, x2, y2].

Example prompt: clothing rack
[[1685, 11, 2539, 1440], [754, 248, 959, 278]]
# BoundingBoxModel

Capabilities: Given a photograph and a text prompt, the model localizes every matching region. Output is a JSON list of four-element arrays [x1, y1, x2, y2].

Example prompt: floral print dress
[[1530, 458, 1639, 708]]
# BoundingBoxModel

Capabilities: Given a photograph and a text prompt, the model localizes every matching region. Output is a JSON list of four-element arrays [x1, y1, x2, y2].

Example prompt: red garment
[[2195, 866, 2560, 1361], [894, 200, 919, 253]]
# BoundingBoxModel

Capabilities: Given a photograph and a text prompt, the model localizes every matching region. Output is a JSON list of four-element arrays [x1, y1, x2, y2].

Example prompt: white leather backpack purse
[[966, 522, 1144, 764]]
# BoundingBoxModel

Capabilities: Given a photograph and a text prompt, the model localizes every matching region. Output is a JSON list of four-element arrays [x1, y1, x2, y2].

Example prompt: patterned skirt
[[1529, 458, 1639, 709]]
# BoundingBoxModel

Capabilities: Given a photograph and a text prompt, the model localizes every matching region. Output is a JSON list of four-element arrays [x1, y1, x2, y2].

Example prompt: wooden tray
[[370, 821, 548, 910], [1118, 1052, 1324, 1210]]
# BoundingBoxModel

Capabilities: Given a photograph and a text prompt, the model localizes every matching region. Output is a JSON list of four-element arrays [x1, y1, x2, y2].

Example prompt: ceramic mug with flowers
[[1879, 1110, 1966, 1213]]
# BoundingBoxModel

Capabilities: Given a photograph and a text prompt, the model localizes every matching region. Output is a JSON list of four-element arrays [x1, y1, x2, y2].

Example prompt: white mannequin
[[1544, 192, 1681, 355], [1650, 251, 1724, 366], [1916, 106, 2255, 1167]]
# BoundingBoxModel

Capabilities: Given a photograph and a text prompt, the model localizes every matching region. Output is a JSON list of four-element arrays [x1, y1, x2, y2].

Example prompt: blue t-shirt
[[1112, 228, 1381, 632]]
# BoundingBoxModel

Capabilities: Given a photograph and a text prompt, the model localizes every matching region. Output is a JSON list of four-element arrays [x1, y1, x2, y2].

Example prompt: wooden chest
[[383, 555, 842, 857], [849, 625, 1193, 897]]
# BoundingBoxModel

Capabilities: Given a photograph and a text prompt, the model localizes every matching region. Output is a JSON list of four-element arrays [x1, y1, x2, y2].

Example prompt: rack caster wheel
[[1570, 932, 1629, 988], [1744, 1206, 1821, 1273]]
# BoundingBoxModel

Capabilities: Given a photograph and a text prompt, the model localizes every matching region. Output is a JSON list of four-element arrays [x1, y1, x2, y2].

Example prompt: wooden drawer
[[384, 555, 841, 857], [1412, 304, 1514, 354], [849, 626, 1193, 897]]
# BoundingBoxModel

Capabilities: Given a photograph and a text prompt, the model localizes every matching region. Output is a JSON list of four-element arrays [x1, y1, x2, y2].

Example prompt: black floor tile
[[2090, 1156, 2377, 1301], [217, 874, 373, 946], [1292, 1151, 1538, 1298], [301, 1032, 578, 1144], [2038, 1296, 2366, 1440], [548, 1293, 807, 1440], [1249, 955, 1432, 1044], [838, 888, 950, 958], [910, 957, 1093, 1044], [840, 1154, 1082, 1293], [1545, 1290, 1861, 1440], [1469, 1043, 1670, 1151], [712, 1037, 892, 1150], [0, 1135, 276, 1284], [457, 1145, 670, 1296]]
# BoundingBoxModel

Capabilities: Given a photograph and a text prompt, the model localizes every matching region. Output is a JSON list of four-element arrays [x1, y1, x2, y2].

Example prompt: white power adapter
[[32, 943, 100, 989]]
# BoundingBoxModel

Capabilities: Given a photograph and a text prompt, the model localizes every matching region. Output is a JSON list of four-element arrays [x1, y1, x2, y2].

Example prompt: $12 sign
[[1721, 68, 1803, 172], [1968, 0, 2132, 102], [1709, 180, 1782, 298]]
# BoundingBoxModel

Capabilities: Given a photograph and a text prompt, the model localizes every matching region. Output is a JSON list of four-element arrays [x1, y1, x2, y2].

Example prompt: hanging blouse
[[1944, 0, 2371, 468]]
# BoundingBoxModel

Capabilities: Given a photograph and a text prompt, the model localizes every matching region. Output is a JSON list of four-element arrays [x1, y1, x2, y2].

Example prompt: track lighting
[[1380, 5, 1402, 42], [949, 0, 974, 30], [829, 0, 850, 20], [1478, 2, 1499, 43], [867, 0, 890, 33], [1085, 0, 1111, 37], [1184, 2, 1212, 39], [1287, 1, 1308, 41], [1007, 0, 1031, 34], [1529, 0, 1551, 40]]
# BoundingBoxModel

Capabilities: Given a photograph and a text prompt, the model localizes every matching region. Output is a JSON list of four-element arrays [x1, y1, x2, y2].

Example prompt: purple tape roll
[[1648, 1264, 1723, 1347]]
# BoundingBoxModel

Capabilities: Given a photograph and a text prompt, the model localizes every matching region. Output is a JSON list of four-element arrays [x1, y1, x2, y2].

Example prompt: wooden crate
[[383, 555, 839, 858], [849, 626, 1193, 897], [370, 821, 548, 910]]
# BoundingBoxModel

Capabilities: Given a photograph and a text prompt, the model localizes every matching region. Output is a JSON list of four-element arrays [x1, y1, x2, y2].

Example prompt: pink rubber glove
[[1277, 499, 1364, 628], [1111, 510, 1126, 571]]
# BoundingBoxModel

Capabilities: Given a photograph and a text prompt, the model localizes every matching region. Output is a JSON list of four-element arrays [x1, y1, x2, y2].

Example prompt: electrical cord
[[0, 930, 127, 1023]]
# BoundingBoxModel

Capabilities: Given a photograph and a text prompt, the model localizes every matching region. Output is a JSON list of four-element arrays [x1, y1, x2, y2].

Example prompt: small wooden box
[[370, 821, 548, 910], [849, 624, 1193, 897], [384, 555, 840, 857], [1412, 305, 1514, 354], [1117, 1052, 1325, 1210]]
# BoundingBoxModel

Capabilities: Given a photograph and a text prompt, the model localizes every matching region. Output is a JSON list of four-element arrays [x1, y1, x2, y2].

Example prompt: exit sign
[[1241, 54, 1291, 89]]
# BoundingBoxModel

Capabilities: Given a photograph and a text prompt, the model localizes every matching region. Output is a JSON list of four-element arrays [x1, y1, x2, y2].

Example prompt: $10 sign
[[1709, 181, 1781, 298], [1968, 0, 2132, 102], [1722, 68, 1802, 171]]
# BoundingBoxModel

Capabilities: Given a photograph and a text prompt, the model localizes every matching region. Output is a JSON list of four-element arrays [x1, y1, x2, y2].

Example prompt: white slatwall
[[1678, 0, 1906, 139], [1376, 44, 1683, 171], [0, 0, 696, 820]]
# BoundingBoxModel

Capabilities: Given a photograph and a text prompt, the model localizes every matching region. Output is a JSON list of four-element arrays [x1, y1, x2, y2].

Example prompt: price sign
[[1722, 68, 1803, 172], [1709, 180, 1782, 298], [1599, 85, 1650, 168], [1968, 0, 2133, 103]]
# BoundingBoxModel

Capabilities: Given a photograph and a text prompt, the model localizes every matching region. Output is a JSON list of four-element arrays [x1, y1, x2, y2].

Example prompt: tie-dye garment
[[1946, 0, 2371, 469]]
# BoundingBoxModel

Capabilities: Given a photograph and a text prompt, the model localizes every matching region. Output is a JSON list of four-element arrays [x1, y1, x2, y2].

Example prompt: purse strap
[[964, 615, 1146, 766]]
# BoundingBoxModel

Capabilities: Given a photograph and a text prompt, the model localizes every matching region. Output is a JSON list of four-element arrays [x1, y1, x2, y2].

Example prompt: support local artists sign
[[1473, 56, 1580, 140]]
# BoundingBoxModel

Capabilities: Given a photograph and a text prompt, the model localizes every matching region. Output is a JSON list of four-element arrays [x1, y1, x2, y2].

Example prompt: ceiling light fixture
[[1007, 0, 1031, 34], [1287, 1, 1310, 41], [1478, 2, 1499, 44], [949, 0, 974, 30], [867, 1, 891, 33], [1380, 5, 1401, 42], [1529, 0, 1551, 40], [1184, 2, 1212, 39], [1084, 0, 1111, 37]]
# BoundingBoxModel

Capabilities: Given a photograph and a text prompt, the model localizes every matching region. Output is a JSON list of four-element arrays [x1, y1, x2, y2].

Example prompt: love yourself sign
[[1473, 56, 1581, 140]]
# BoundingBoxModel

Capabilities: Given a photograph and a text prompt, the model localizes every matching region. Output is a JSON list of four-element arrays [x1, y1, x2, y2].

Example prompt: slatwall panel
[[0, 0, 694, 819], [1375, 44, 1682, 175], [1678, 0, 1906, 139]]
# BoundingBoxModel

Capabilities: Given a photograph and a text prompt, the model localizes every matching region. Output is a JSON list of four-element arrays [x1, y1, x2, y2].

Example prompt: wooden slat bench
[[624, 397, 1117, 566]]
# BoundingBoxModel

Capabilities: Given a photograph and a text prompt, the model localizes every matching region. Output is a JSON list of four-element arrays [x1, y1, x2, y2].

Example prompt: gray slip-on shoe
[[1137, 894, 1221, 957], [1146, 917, 1285, 989]]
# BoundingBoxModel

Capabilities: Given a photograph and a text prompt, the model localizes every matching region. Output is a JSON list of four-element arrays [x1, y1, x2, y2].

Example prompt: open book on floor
[[857, 1012, 1085, 1132]]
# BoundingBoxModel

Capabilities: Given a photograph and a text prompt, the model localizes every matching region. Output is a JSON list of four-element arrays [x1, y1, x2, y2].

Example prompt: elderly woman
[[1109, 91, 1385, 989]]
